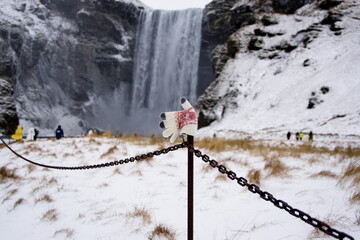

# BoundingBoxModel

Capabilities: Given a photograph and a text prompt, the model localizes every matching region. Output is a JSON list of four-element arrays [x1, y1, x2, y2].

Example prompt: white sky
[[140, 0, 212, 10]]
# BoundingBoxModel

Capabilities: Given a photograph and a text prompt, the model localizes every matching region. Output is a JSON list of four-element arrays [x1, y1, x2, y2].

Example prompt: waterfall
[[129, 9, 203, 133]]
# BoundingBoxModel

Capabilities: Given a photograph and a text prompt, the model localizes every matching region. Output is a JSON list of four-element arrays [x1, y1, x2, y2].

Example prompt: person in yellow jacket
[[11, 125, 23, 140]]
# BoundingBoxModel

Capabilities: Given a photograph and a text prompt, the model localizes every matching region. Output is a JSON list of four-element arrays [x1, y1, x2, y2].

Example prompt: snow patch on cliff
[[199, 1, 360, 138]]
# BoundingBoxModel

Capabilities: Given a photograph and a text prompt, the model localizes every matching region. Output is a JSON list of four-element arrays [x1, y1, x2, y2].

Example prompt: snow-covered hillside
[[198, 0, 360, 137], [0, 136, 359, 239]]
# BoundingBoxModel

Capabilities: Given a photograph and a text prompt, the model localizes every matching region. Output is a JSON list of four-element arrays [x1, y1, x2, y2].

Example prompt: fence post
[[187, 135, 194, 240]]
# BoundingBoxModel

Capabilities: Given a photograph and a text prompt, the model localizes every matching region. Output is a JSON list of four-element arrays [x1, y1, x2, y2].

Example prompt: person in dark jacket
[[286, 131, 291, 140], [309, 131, 313, 141], [55, 125, 64, 139], [34, 128, 39, 140], [295, 132, 299, 141]]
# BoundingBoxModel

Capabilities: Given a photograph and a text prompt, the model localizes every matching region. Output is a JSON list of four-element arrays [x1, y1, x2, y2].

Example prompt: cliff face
[[197, 0, 356, 131], [0, 0, 143, 134], [197, 0, 318, 111]]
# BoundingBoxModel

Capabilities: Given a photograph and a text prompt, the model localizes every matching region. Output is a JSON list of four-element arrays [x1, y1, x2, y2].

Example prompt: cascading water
[[129, 8, 203, 134]]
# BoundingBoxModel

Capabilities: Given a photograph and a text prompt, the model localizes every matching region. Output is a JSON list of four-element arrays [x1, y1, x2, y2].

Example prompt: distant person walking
[[34, 128, 39, 140], [55, 125, 64, 139], [287, 131, 291, 140], [299, 132, 304, 141], [309, 131, 313, 141], [11, 125, 23, 140], [295, 132, 299, 141]]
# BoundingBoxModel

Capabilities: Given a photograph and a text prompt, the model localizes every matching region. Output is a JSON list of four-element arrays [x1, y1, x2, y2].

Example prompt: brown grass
[[23, 144, 42, 152], [39, 176, 58, 185], [126, 206, 152, 224], [101, 145, 118, 158], [35, 194, 54, 204], [63, 152, 74, 157], [26, 164, 36, 174], [264, 159, 290, 177], [13, 198, 25, 209], [113, 168, 122, 175], [339, 162, 360, 187], [41, 209, 58, 222], [202, 164, 213, 173], [54, 228, 74, 238], [215, 174, 228, 182], [98, 183, 109, 188], [196, 138, 360, 158], [0, 166, 20, 183], [2, 189, 18, 203], [350, 192, 360, 203], [88, 138, 102, 145], [132, 170, 143, 176], [148, 224, 176, 240], [310, 171, 338, 179], [247, 169, 261, 185]]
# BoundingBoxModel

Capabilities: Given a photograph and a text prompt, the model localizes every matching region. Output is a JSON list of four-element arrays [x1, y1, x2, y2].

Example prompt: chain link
[[0, 137, 186, 170], [186, 143, 354, 240]]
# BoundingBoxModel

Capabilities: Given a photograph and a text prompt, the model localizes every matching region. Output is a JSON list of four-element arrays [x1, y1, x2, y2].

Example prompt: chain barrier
[[0, 137, 354, 239], [184, 143, 354, 240], [0, 137, 186, 170]]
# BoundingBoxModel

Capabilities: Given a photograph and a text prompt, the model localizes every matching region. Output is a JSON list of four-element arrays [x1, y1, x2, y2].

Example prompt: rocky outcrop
[[0, 0, 143, 134], [197, 0, 345, 128], [0, 78, 18, 135]]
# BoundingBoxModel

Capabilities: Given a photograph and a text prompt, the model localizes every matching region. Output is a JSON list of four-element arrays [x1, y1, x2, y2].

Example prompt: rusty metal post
[[187, 135, 194, 240]]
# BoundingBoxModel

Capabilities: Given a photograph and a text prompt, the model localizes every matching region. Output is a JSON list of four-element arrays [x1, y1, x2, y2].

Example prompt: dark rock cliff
[[0, 0, 143, 134]]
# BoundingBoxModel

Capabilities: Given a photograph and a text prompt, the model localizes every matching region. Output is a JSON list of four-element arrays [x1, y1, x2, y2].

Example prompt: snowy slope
[[198, 1, 360, 138], [0, 136, 359, 239]]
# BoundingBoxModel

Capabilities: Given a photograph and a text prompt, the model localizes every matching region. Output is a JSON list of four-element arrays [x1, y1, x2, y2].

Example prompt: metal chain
[[185, 143, 354, 240], [0, 137, 186, 170]]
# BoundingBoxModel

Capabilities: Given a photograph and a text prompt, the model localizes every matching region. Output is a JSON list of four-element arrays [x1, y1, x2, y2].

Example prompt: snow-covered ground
[[0, 136, 359, 239]]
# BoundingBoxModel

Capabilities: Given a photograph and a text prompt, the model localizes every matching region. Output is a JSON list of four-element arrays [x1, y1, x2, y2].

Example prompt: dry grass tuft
[[148, 134, 166, 146], [101, 145, 118, 158], [13, 198, 25, 209], [264, 159, 290, 177], [2, 189, 18, 203], [247, 169, 261, 185], [88, 138, 102, 145], [35, 194, 54, 204], [63, 152, 74, 157], [132, 170, 143, 176], [26, 164, 36, 174], [202, 164, 213, 173], [41, 209, 58, 222], [98, 183, 109, 188], [343, 162, 360, 178], [310, 171, 338, 179], [339, 162, 360, 187], [215, 174, 228, 182], [54, 228, 75, 238], [113, 168, 122, 175], [356, 211, 360, 226], [148, 224, 176, 240], [126, 206, 152, 225], [350, 192, 360, 203], [39, 176, 58, 185], [23, 144, 42, 152], [0, 166, 20, 183]]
